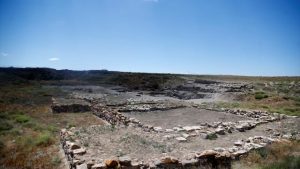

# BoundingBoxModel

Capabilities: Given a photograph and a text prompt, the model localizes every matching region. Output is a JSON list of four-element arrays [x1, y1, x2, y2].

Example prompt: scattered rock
[[282, 134, 292, 139], [77, 163, 88, 169], [173, 127, 184, 132], [215, 151, 231, 159], [196, 150, 218, 158], [104, 159, 118, 168], [273, 132, 280, 137], [234, 140, 243, 146], [181, 133, 190, 138], [235, 125, 245, 132], [175, 137, 187, 142], [131, 161, 141, 168], [215, 127, 225, 135], [182, 158, 199, 167], [153, 126, 163, 132], [232, 149, 247, 157], [119, 156, 131, 166], [74, 159, 85, 165], [68, 142, 81, 150], [163, 135, 173, 139], [165, 129, 174, 133], [73, 148, 86, 155], [183, 126, 200, 132], [228, 147, 239, 153], [91, 163, 106, 169], [160, 156, 179, 164], [87, 160, 95, 169], [213, 147, 226, 152]]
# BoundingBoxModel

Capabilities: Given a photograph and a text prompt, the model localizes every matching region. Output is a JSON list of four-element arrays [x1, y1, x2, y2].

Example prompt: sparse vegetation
[[35, 132, 54, 146], [255, 91, 269, 100], [0, 80, 104, 168], [15, 114, 31, 123], [207, 133, 218, 140], [51, 156, 62, 166], [261, 156, 300, 169], [236, 141, 300, 169]]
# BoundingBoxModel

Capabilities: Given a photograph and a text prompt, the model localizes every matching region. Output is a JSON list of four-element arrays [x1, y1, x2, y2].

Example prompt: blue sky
[[0, 0, 299, 76]]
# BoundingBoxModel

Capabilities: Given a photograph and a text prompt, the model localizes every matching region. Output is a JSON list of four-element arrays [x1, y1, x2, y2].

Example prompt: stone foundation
[[51, 98, 91, 113]]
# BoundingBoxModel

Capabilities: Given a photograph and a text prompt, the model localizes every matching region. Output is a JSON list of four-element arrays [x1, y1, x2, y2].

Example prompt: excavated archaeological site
[[52, 81, 300, 169]]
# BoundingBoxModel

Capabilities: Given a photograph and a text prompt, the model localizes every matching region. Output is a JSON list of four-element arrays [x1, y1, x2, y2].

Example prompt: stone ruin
[[53, 98, 299, 169]]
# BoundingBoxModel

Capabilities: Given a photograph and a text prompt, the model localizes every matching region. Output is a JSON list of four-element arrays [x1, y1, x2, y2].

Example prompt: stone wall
[[58, 100, 298, 169], [51, 98, 91, 113]]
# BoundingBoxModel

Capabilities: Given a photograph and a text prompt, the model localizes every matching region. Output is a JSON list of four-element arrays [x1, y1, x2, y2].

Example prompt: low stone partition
[[59, 127, 231, 169], [195, 106, 297, 121], [118, 103, 186, 112], [91, 104, 289, 142], [60, 127, 293, 169], [51, 98, 91, 113]]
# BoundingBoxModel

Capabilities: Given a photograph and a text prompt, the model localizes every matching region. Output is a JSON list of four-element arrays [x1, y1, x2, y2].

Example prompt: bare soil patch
[[123, 107, 250, 128]]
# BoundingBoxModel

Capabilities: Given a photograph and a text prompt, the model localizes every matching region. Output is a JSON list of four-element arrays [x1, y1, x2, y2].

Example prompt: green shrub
[[14, 114, 31, 123], [255, 92, 268, 100], [35, 132, 54, 146], [206, 133, 218, 140]]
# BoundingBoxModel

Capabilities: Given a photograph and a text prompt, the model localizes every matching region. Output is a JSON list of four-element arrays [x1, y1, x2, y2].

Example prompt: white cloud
[[144, 0, 159, 2], [1, 52, 8, 57], [49, 57, 60, 61]]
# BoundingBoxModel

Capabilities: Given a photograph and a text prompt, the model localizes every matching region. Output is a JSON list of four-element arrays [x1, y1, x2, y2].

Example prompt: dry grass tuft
[[238, 141, 300, 169]]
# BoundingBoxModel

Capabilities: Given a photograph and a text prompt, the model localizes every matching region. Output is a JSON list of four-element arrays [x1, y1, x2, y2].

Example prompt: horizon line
[[1, 66, 300, 78]]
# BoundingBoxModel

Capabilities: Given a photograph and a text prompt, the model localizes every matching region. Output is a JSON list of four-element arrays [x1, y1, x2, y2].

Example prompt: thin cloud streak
[[49, 57, 60, 61]]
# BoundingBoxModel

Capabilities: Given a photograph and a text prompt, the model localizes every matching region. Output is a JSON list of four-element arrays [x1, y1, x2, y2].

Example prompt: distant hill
[[0, 67, 181, 90]]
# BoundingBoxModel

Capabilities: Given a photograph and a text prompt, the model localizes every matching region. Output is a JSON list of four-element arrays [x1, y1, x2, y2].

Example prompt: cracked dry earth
[[55, 85, 300, 169]]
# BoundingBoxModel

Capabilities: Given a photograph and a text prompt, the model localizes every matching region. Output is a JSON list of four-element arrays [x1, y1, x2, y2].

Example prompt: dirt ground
[[70, 118, 299, 164], [123, 107, 250, 128]]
